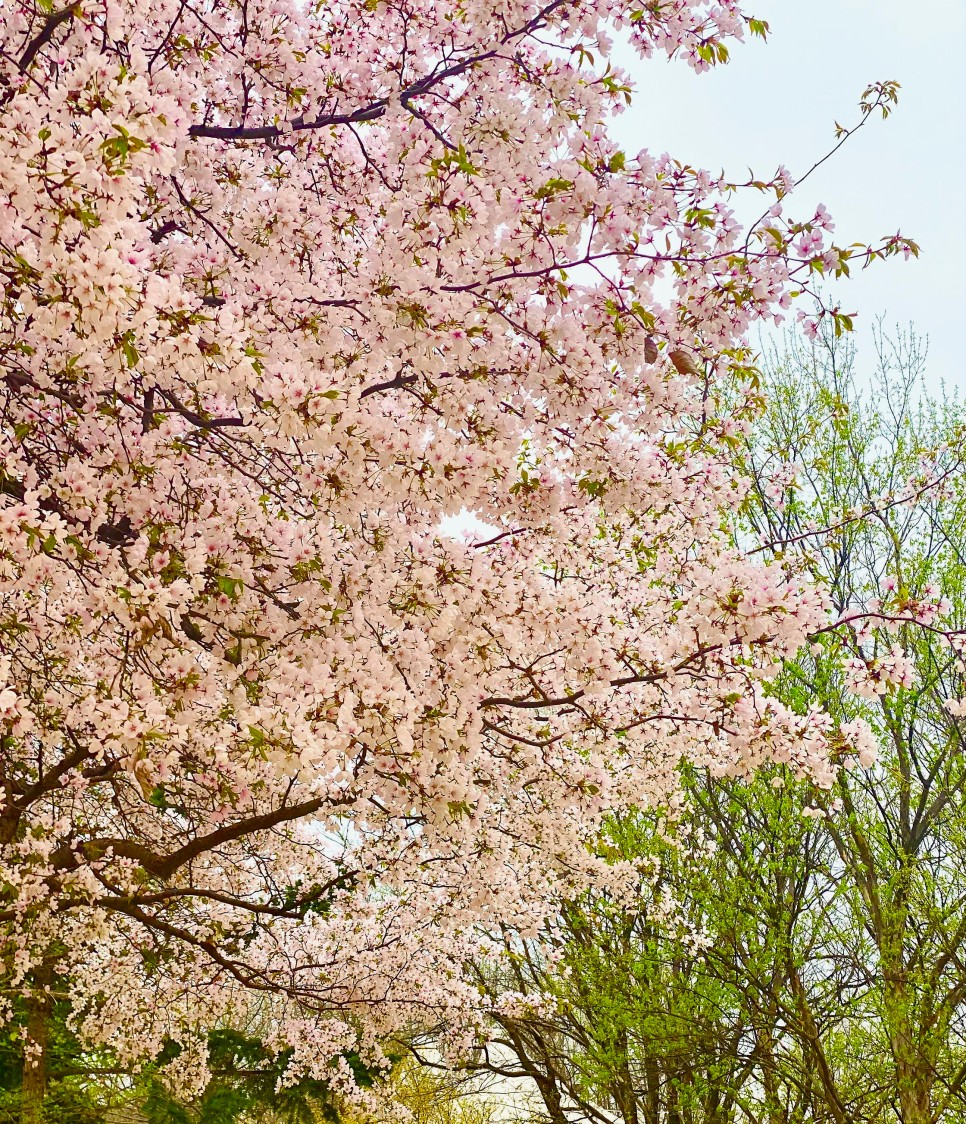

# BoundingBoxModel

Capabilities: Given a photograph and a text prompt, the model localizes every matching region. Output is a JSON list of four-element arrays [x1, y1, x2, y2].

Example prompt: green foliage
[[138, 1030, 351, 1124], [0, 990, 111, 1123], [0, 1084, 105, 1124], [0, 997, 361, 1124]]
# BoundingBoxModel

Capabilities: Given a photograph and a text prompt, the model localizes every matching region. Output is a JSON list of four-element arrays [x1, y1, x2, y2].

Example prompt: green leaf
[[535, 177, 575, 200], [122, 334, 139, 368], [216, 575, 244, 599]]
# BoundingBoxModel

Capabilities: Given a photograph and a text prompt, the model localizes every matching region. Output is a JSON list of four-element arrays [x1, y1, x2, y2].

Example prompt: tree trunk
[[754, 1025, 786, 1124], [666, 1079, 684, 1124], [642, 1054, 660, 1124], [893, 1026, 935, 1124], [612, 1029, 640, 1124], [22, 964, 53, 1124], [882, 934, 937, 1124], [787, 962, 848, 1124], [533, 1072, 570, 1124]]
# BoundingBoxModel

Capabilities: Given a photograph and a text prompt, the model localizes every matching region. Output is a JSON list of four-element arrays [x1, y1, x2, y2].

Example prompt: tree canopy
[[0, 0, 927, 1115]]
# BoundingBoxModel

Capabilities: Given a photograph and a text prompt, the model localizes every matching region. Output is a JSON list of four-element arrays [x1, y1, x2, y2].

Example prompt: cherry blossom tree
[[0, 0, 914, 1111]]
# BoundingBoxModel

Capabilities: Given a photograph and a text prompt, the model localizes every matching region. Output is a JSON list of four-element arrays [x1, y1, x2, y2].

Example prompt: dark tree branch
[[360, 374, 418, 399], [17, 3, 80, 72], [189, 102, 387, 141], [49, 792, 351, 880], [185, 0, 571, 144], [157, 388, 245, 430]]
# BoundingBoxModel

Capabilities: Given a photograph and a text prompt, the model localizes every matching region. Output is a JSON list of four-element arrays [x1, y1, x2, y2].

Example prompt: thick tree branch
[[49, 793, 349, 880], [17, 3, 79, 72], [186, 0, 570, 143]]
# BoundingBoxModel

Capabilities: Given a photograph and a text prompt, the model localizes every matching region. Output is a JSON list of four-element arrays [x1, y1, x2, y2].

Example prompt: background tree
[[354, 1059, 501, 1124], [743, 324, 966, 1123]]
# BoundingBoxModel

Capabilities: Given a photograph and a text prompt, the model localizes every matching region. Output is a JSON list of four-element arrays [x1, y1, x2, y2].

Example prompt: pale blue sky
[[610, 0, 965, 392]]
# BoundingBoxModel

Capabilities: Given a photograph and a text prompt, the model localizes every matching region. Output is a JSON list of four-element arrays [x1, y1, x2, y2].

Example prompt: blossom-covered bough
[[0, 0, 916, 1105]]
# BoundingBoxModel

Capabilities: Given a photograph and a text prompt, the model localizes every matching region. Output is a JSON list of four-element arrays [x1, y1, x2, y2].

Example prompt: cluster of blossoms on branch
[[0, 0, 922, 1097]]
